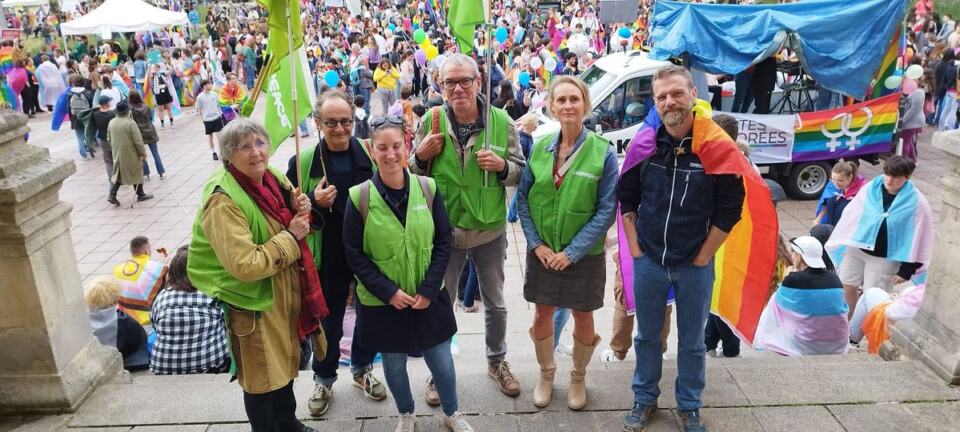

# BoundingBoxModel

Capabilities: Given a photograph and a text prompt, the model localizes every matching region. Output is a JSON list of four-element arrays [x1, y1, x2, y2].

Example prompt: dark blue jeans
[[631, 254, 714, 411], [458, 258, 479, 307], [142, 143, 165, 177]]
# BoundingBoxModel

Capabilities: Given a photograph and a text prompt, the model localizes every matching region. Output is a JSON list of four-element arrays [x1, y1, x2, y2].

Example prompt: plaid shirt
[[149, 289, 229, 375]]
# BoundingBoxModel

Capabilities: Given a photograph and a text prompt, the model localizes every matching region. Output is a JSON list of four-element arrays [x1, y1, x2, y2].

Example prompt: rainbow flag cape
[[0, 78, 19, 111], [114, 255, 167, 326], [50, 89, 71, 131], [0, 47, 13, 75], [218, 83, 248, 123], [793, 93, 899, 162], [142, 70, 182, 117], [617, 105, 778, 344]]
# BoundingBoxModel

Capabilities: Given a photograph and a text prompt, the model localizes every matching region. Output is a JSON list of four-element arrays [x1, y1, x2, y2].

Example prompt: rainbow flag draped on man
[[617, 105, 779, 344]]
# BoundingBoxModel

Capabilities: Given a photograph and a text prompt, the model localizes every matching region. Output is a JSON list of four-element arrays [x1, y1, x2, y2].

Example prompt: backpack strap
[[415, 175, 434, 213], [359, 181, 371, 224]]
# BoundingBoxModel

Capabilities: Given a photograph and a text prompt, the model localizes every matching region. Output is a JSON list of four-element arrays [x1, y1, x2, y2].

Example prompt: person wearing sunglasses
[[187, 118, 326, 432], [285, 89, 385, 417], [409, 53, 527, 403], [516, 76, 618, 410], [343, 116, 472, 432]]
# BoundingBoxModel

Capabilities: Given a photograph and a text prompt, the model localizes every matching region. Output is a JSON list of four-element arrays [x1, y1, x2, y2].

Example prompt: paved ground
[[1, 106, 957, 431]]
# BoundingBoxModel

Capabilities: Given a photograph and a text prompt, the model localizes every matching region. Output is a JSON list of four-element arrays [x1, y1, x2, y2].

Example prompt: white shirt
[[196, 91, 222, 122]]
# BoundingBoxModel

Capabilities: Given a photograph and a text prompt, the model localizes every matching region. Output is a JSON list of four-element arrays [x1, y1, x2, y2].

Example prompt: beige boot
[[568, 334, 601, 410], [529, 328, 556, 408]]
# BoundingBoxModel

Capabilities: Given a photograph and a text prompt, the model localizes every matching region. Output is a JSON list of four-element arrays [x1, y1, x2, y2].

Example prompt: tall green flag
[[259, 0, 303, 71], [448, 0, 486, 55], [263, 51, 314, 153]]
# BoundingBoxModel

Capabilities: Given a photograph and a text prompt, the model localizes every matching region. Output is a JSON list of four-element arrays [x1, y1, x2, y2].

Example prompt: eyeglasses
[[321, 119, 354, 128], [369, 115, 405, 129], [441, 77, 477, 90]]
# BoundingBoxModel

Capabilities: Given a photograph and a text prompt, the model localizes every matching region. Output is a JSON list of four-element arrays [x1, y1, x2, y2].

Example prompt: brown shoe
[[425, 376, 440, 407], [487, 360, 521, 397]]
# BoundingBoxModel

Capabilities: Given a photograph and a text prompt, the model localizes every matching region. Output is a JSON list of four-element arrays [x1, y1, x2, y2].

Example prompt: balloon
[[893, 69, 903, 77], [514, 28, 526, 44], [568, 36, 589, 55], [518, 71, 531, 87], [544, 57, 558, 72], [883, 75, 902, 90], [413, 23, 419, 30], [413, 29, 427, 44], [420, 38, 433, 49], [388, 23, 396, 32], [495, 27, 509, 43], [905, 64, 924, 80], [902, 78, 919, 94], [530, 57, 542, 69], [618, 27, 632, 39], [425, 45, 439, 61], [324, 70, 340, 88], [415, 49, 427, 66], [433, 54, 447, 69]]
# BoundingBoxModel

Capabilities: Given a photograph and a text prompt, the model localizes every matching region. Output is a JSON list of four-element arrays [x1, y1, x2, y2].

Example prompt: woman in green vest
[[516, 76, 619, 410], [186, 118, 327, 432], [342, 116, 473, 432]]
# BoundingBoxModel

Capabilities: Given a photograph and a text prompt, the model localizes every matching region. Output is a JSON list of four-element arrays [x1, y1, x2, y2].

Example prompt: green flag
[[448, 0, 486, 55], [258, 0, 303, 72], [263, 52, 313, 153]]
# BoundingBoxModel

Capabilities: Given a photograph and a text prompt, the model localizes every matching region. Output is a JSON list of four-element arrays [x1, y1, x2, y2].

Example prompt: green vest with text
[[348, 175, 436, 306], [426, 106, 511, 231], [187, 167, 290, 311], [527, 132, 608, 256]]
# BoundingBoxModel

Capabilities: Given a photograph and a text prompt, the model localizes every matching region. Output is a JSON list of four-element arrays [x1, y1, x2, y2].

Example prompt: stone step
[[64, 357, 959, 429]]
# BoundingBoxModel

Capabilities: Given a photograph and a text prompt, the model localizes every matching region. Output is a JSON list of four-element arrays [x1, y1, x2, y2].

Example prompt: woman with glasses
[[285, 90, 386, 417], [343, 116, 472, 432], [516, 75, 618, 410]]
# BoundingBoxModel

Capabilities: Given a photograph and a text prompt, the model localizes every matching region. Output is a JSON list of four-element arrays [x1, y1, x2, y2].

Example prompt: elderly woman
[[516, 75, 618, 410], [107, 101, 153, 205], [342, 116, 471, 432], [187, 118, 327, 432]]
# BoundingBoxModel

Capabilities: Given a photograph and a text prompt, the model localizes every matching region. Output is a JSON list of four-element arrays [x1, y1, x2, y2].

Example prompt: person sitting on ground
[[754, 236, 850, 356], [814, 161, 867, 227], [84, 275, 150, 371], [113, 235, 167, 327], [850, 283, 925, 354], [149, 245, 230, 375]]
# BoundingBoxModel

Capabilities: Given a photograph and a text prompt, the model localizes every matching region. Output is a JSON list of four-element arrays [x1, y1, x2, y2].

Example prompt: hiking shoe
[[425, 377, 440, 407], [487, 361, 520, 396], [353, 370, 387, 401], [107, 197, 120, 206], [136, 194, 154, 202], [623, 402, 658, 431], [394, 413, 416, 432], [677, 409, 706, 432], [442, 412, 474, 432], [307, 384, 332, 417]]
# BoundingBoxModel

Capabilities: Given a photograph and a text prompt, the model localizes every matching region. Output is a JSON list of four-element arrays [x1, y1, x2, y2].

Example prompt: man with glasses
[[286, 90, 385, 418], [410, 53, 527, 404]]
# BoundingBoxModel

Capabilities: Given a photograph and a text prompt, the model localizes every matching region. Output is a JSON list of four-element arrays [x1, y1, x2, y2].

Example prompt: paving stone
[[751, 406, 843, 432], [0, 416, 71, 432], [66, 428, 133, 432], [302, 419, 362, 432], [593, 410, 678, 432], [699, 408, 764, 432], [130, 426, 208, 432], [69, 382, 248, 427], [359, 415, 439, 432], [516, 411, 596, 432], [826, 403, 924, 432], [901, 401, 960, 432]]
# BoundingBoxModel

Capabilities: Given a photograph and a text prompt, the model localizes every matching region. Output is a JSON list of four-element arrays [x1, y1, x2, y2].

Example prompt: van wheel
[[786, 162, 831, 200]]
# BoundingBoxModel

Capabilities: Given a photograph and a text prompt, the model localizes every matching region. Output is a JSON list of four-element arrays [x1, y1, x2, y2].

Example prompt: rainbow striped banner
[[793, 93, 899, 162], [0, 47, 13, 75], [870, 25, 904, 99]]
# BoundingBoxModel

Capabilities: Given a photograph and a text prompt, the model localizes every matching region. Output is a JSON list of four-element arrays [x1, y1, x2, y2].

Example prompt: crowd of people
[[23, 1, 934, 432]]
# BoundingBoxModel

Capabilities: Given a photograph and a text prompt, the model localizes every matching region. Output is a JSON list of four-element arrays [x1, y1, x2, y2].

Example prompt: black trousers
[[310, 279, 376, 384], [704, 314, 740, 357], [109, 182, 145, 198], [243, 380, 300, 432]]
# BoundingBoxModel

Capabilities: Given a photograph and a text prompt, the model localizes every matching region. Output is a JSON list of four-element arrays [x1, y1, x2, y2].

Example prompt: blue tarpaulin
[[649, 0, 908, 98]]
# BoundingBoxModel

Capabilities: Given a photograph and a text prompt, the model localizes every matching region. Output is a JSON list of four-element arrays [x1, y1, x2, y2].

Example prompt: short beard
[[661, 109, 689, 127]]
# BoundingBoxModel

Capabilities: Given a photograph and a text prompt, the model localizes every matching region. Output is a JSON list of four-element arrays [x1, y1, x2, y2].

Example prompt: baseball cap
[[789, 236, 827, 269], [97, 95, 112, 105]]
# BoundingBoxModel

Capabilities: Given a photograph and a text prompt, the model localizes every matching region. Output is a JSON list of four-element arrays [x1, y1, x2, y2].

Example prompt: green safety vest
[[187, 166, 291, 311], [425, 106, 511, 231], [297, 140, 375, 267], [526, 132, 609, 257], [348, 175, 436, 306]]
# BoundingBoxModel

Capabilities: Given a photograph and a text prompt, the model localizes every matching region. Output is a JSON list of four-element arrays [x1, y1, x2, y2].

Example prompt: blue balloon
[[388, 23, 396, 32], [324, 70, 340, 88], [495, 27, 509, 43], [618, 27, 632, 39], [413, 23, 419, 30], [518, 71, 530, 87]]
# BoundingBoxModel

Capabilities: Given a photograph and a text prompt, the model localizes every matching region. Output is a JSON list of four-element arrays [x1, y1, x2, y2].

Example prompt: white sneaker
[[554, 343, 573, 357], [601, 348, 624, 363], [442, 412, 474, 432], [394, 413, 416, 432]]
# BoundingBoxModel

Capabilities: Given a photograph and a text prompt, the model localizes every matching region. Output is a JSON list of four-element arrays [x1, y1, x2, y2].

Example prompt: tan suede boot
[[568, 334, 601, 410], [529, 328, 556, 408]]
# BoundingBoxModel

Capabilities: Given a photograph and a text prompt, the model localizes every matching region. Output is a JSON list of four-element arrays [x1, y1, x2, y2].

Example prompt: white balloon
[[905, 64, 924, 80], [433, 54, 447, 70], [567, 34, 589, 55], [530, 57, 543, 69], [545, 57, 558, 71]]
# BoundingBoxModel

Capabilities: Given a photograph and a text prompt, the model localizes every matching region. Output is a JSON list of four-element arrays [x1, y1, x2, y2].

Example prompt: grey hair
[[219, 117, 269, 168], [439, 53, 480, 81]]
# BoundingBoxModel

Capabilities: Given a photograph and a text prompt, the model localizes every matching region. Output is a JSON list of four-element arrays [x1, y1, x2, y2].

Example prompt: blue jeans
[[74, 128, 88, 158], [459, 259, 479, 307], [553, 308, 571, 348], [381, 340, 458, 416], [141, 143, 165, 177], [507, 192, 519, 222], [358, 87, 372, 113], [631, 254, 714, 411]]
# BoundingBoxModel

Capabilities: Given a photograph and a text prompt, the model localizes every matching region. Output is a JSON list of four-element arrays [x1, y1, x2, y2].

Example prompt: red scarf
[[228, 165, 328, 338]]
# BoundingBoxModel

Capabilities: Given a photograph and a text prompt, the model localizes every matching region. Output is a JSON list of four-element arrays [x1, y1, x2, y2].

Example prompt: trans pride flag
[[793, 93, 899, 162], [617, 106, 778, 344], [753, 273, 850, 356]]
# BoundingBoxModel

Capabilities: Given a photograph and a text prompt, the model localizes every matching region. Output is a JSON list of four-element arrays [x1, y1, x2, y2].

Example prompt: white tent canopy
[[60, 0, 187, 37], [1, 0, 48, 7]]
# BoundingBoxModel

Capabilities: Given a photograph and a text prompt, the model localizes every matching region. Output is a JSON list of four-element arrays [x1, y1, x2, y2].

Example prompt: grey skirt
[[523, 251, 606, 311]]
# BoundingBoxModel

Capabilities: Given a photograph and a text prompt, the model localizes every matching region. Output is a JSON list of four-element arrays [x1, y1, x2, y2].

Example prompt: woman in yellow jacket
[[372, 58, 400, 116]]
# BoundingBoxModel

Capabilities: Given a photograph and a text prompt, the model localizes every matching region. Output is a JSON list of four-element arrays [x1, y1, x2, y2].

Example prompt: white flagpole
[[483, 0, 493, 187]]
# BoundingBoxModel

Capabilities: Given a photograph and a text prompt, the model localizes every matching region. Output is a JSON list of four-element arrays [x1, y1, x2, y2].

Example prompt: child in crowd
[[84, 276, 149, 370], [353, 95, 370, 139], [195, 79, 224, 161], [814, 161, 867, 227]]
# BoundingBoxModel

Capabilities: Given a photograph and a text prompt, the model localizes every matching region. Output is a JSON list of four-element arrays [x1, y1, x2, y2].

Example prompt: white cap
[[789, 236, 826, 269]]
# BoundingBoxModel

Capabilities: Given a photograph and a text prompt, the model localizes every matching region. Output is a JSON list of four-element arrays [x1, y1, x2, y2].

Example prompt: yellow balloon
[[425, 45, 439, 61], [420, 39, 433, 49]]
